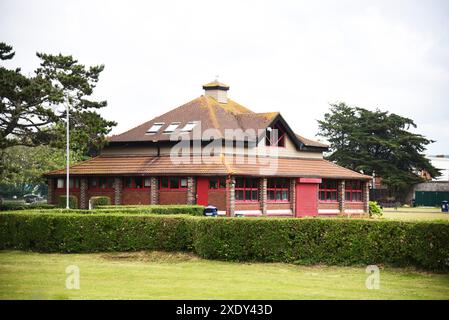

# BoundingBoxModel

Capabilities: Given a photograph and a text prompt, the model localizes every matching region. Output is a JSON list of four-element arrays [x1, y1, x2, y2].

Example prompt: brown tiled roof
[[295, 134, 328, 148], [45, 155, 370, 180], [108, 95, 326, 149]]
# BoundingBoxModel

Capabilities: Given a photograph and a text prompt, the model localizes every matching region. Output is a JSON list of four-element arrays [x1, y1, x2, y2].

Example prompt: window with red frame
[[319, 179, 338, 201], [235, 177, 259, 201], [123, 177, 151, 189], [265, 124, 286, 147], [56, 178, 80, 190], [345, 180, 363, 202], [89, 177, 115, 190], [160, 177, 188, 190], [267, 178, 290, 201], [209, 177, 226, 190]]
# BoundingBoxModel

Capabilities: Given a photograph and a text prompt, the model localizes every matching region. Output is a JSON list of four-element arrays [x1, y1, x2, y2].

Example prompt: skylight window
[[146, 122, 164, 134], [164, 122, 181, 133], [181, 121, 197, 132]]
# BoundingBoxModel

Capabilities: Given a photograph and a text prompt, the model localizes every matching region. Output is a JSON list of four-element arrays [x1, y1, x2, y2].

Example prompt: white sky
[[1, 0, 448, 154]]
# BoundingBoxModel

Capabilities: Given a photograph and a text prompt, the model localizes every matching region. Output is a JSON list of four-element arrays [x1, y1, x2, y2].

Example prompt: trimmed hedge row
[[0, 202, 56, 211], [1, 211, 448, 272], [191, 218, 449, 271], [97, 205, 204, 216], [0, 212, 191, 252], [57, 195, 78, 209]]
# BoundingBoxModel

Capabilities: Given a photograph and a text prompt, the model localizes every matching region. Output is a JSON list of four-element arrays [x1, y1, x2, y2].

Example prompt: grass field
[[1, 250, 448, 300], [382, 206, 449, 221]]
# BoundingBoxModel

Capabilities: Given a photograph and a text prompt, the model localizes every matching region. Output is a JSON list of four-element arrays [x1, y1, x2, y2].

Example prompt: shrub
[[369, 201, 383, 218], [97, 205, 204, 216], [0, 202, 55, 211], [57, 195, 78, 209], [89, 196, 111, 209], [1, 211, 448, 272], [0, 211, 191, 253], [190, 217, 449, 272]]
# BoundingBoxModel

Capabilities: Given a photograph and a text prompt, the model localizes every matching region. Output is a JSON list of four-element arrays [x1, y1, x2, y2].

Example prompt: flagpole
[[66, 102, 70, 209]]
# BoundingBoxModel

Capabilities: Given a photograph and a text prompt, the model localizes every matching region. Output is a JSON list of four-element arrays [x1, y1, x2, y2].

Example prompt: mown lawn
[[382, 206, 449, 222], [0, 250, 448, 300]]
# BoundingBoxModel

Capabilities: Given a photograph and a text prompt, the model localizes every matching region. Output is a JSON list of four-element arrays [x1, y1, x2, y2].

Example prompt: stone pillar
[[363, 181, 370, 213], [187, 177, 196, 205], [114, 177, 122, 205], [80, 178, 88, 209], [47, 178, 54, 204], [261, 178, 267, 215], [150, 177, 159, 205], [338, 180, 345, 215], [228, 176, 235, 217], [290, 178, 296, 214]]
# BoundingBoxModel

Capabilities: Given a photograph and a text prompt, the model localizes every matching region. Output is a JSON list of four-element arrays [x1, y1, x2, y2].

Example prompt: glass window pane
[[331, 192, 337, 201], [209, 179, 217, 189], [251, 190, 258, 201], [345, 192, 351, 201], [169, 177, 179, 189], [125, 178, 132, 188], [268, 191, 275, 200], [282, 190, 289, 201], [135, 178, 143, 188], [180, 178, 188, 188], [236, 178, 244, 188], [161, 177, 169, 189], [144, 178, 151, 187], [57, 179, 64, 188], [90, 178, 98, 188], [219, 178, 226, 189], [245, 190, 251, 200], [236, 190, 244, 200], [276, 191, 281, 200]]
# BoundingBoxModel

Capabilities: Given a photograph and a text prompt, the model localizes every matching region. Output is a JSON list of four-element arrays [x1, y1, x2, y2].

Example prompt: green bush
[[89, 196, 111, 209], [191, 217, 449, 272], [1, 211, 448, 272], [0, 212, 191, 253], [369, 201, 383, 217], [0, 202, 56, 211], [57, 195, 78, 209], [97, 205, 204, 216]]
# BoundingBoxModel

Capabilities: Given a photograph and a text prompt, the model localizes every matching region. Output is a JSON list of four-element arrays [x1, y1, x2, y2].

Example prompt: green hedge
[[0, 202, 56, 211], [97, 205, 204, 216], [89, 196, 111, 209], [0, 212, 191, 253], [1, 211, 448, 272], [191, 218, 449, 271], [57, 195, 78, 209]]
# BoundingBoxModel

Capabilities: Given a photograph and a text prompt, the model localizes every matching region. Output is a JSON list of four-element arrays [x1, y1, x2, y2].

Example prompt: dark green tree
[[0, 42, 116, 176], [317, 102, 440, 199]]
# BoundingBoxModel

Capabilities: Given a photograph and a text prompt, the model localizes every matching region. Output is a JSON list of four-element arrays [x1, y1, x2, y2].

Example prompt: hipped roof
[[108, 95, 327, 149], [45, 155, 371, 180]]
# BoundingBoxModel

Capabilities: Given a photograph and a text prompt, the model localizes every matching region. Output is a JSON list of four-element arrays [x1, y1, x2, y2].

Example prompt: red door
[[196, 177, 209, 206], [295, 178, 321, 217]]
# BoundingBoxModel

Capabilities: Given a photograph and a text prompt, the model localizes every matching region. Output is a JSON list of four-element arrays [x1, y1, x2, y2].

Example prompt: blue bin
[[442, 200, 448, 213], [204, 205, 218, 217]]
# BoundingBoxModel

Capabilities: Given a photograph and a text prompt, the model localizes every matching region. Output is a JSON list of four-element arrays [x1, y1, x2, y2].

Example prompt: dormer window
[[181, 121, 197, 132], [146, 122, 164, 134], [164, 122, 181, 133], [266, 124, 285, 147]]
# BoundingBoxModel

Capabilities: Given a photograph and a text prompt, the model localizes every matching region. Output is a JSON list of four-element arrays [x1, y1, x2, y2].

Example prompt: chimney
[[202, 80, 229, 103]]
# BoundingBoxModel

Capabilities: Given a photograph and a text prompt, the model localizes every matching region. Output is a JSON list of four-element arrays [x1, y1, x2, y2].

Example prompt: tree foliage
[[317, 102, 440, 198], [0, 42, 116, 157], [0, 42, 116, 193], [0, 145, 84, 198]]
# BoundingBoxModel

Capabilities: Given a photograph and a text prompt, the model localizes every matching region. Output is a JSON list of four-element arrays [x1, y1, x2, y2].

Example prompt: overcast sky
[[1, 0, 448, 154]]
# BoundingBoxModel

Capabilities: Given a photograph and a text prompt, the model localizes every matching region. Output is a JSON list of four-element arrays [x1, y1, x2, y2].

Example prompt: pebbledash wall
[[48, 176, 369, 217]]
